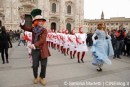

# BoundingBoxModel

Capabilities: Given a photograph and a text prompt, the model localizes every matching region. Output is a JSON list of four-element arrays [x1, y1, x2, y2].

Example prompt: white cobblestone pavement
[[0, 42, 130, 87]]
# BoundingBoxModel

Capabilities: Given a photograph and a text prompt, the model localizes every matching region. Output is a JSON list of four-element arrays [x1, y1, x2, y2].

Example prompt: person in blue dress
[[91, 22, 114, 72]]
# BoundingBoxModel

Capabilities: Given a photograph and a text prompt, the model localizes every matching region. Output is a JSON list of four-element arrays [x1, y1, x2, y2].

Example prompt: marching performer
[[63, 29, 70, 56], [52, 30, 57, 50], [60, 29, 65, 54], [46, 29, 51, 47], [75, 27, 88, 63], [24, 31, 32, 63], [68, 29, 77, 59], [56, 30, 61, 52], [50, 29, 55, 49]]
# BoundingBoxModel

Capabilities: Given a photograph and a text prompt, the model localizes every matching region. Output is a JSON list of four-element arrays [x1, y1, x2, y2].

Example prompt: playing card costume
[[24, 31, 32, 63], [75, 27, 88, 63], [68, 29, 77, 59], [63, 30, 70, 56]]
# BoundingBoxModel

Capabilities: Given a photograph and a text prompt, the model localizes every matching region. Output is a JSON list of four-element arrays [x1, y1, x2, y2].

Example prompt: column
[[80, 0, 84, 27], [12, 0, 19, 30], [74, 0, 80, 31], [37, 0, 44, 10], [43, 0, 50, 29], [60, 0, 65, 30], [4, 0, 12, 30]]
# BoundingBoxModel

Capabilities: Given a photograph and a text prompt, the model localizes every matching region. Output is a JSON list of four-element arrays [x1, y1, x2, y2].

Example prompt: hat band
[[33, 15, 43, 21]]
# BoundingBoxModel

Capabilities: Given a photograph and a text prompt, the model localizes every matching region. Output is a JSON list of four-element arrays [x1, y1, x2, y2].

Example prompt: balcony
[[65, 14, 73, 18], [65, 17, 74, 22], [49, 12, 59, 17], [20, 0, 36, 7]]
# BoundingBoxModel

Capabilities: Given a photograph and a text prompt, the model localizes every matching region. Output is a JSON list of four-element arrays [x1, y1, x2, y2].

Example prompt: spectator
[[0, 20, 12, 64], [114, 25, 126, 58], [126, 29, 130, 56], [18, 31, 26, 46]]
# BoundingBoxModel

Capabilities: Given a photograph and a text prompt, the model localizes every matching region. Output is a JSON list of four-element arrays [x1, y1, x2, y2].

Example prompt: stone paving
[[0, 42, 130, 87]]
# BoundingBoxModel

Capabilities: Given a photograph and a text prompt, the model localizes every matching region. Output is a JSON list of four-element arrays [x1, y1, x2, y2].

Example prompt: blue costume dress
[[91, 29, 114, 66]]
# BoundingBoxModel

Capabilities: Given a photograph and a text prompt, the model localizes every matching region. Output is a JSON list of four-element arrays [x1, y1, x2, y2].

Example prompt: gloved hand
[[93, 40, 97, 45]]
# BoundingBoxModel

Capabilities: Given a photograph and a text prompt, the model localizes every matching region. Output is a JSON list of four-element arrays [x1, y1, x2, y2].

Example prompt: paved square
[[0, 43, 130, 87]]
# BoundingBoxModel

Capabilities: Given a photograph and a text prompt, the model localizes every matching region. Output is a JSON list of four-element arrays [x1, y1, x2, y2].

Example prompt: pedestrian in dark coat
[[0, 20, 12, 64], [126, 30, 130, 56]]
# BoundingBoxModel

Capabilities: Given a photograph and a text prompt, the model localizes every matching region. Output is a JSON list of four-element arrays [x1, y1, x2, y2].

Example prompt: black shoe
[[6, 60, 9, 63], [78, 60, 80, 63], [81, 59, 84, 63], [3, 62, 5, 64], [113, 56, 116, 59], [127, 54, 130, 57], [117, 56, 121, 59], [97, 68, 102, 72]]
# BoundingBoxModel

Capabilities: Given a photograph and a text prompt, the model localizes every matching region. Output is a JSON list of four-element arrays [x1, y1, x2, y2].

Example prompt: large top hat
[[31, 9, 46, 23]]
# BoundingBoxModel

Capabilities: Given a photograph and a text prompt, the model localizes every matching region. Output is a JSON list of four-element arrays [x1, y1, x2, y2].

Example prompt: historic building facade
[[84, 11, 130, 32], [0, 0, 84, 33], [1, 1, 130, 33], [0, 0, 5, 26]]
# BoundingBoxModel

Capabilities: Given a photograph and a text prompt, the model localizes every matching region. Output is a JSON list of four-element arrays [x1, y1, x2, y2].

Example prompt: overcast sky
[[84, 0, 130, 19]]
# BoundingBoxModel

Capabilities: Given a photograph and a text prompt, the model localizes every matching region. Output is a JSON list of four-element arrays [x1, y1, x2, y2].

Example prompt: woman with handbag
[[0, 20, 12, 64]]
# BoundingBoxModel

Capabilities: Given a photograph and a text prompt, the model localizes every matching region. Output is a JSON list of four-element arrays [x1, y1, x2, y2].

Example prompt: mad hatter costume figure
[[20, 9, 51, 86]]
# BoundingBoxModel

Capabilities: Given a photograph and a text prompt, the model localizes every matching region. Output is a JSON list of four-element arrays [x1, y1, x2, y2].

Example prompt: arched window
[[66, 23, 71, 33], [51, 22, 56, 32], [67, 5, 71, 14], [52, 3, 56, 13]]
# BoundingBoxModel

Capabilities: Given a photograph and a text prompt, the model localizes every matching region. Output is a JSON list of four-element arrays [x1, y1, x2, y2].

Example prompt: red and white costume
[[62, 30, 70, 55], [24, 31, 32, 63], [68, 29, 77, 59], [75, 33, 88, 52], [75, 27, 88, 63]]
